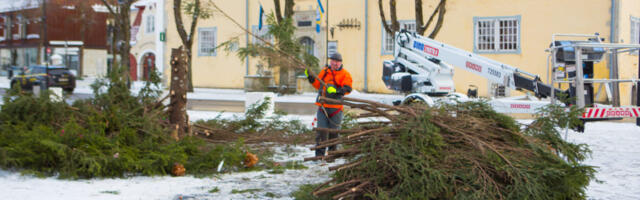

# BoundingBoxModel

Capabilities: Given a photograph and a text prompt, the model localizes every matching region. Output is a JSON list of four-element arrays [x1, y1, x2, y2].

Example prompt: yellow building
[[159, 0, 640, 106], [131, 0, 165, 81]]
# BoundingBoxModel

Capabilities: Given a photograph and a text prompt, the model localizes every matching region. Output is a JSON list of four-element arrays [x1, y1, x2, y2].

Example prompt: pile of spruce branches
[[306, 97, 594, 200]]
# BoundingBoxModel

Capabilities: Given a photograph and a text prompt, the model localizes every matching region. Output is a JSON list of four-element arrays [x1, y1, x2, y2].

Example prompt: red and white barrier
[[582, 107, 640, 119]]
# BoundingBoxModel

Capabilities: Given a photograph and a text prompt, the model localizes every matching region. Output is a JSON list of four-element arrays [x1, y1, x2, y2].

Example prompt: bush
[[0, 72, 248, 178]]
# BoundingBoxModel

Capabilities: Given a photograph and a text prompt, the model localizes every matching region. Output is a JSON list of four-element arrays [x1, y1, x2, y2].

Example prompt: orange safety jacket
[[309, 65, 353, 109]]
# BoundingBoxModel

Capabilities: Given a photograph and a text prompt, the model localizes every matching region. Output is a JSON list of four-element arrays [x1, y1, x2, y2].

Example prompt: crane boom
[[383, 30, 571, 102]]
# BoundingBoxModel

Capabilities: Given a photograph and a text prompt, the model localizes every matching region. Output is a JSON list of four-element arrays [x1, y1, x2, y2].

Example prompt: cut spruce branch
[[304, 98, 595, 200], [207, 0, 327, 88]]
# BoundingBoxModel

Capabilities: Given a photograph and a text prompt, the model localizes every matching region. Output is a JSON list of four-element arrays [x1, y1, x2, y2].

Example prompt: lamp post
[[42, 0, 49, 89]]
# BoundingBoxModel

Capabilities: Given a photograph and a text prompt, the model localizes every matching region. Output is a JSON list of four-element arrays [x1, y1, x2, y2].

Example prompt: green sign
[[160, 32, 166, 42]]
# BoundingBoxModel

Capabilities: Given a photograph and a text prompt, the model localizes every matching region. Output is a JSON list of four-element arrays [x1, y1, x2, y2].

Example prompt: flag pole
[[325, 0, 329, 67]]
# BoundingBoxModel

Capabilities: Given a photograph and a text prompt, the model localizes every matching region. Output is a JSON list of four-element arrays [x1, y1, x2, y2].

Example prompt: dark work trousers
[[315, 107, 343, 157]]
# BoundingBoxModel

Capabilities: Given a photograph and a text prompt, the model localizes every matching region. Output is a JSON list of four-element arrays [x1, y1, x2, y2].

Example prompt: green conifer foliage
[[309, 101, 595, 200], [0, 70, 247, 178]]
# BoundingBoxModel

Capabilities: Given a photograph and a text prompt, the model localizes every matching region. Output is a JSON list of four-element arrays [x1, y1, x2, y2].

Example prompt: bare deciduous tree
[[100, 0, 136, 83], [174, 0, 212, 92], [380, 0, 447, 38], [273, 0, 294, 25]]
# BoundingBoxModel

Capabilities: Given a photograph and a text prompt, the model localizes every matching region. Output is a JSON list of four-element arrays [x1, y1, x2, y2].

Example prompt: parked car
[[10, 65, 76, 93]]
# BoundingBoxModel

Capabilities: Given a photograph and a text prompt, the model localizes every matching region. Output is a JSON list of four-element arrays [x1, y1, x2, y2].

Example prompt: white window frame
[[630, 16, 640, 49], [1, 16, 7, 40], [473, 15, 521, 54], [17, 14, 25, 39], [146, 15, 155, 34], [381, 21, 416, 55], [198, 27, 217, 56], [251, 25, 272, 45]]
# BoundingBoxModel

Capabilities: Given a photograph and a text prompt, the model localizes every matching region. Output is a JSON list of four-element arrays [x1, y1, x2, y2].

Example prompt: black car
[[9, 65, 76, 93]]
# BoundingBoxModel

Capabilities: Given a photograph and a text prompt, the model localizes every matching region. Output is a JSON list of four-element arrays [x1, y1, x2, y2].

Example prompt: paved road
[[0, 88, 318, 115], [187, 99, 317, 115]]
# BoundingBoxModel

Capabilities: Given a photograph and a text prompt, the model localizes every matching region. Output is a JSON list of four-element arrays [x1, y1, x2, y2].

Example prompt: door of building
[[142, 53, 155, 81]]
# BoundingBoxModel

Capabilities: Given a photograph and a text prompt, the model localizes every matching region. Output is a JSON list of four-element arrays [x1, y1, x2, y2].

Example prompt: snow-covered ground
[[0, 118, 638, 199], [0, 145, 341, 200], [1, 77, 639, 199], [563, 122, 640, 199]]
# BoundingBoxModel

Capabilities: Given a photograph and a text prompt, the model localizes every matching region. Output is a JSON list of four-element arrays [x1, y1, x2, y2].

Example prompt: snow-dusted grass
[[0, 145, 342, 200]]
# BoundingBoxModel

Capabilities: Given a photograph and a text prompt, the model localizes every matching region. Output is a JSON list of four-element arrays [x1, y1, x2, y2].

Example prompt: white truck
[[382, 30, 640, 131]]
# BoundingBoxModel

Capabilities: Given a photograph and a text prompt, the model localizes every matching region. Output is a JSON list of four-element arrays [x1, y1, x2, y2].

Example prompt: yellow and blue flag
[[258, 4, 265, 30], [316, 8, 322, 33], [317, 0, 324, 13], [315, 1, 324, 33]]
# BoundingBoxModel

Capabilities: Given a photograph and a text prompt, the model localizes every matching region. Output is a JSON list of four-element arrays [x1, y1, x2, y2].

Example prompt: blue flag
[[258, 5, 265, 30], [316, 7, 322, 33], [317, 0, 324, 13]]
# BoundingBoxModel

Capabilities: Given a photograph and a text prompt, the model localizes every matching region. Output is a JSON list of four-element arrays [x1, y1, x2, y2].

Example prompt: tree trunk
[[169, 47, 189, 140], [187, 50, 193, 92], [427, 0, 446, 39], [380, 0, 446, 38], [379, 0, 399, 35], [274, 0, 283, 24], [100, 0, 134, 85], [415, 0, 425, 34], [173, 0, 199, 92], [415, 0, 446, 37], [274, 0, 295, 25], [119, 2, 132, 87], [284, 0, 295, 19]]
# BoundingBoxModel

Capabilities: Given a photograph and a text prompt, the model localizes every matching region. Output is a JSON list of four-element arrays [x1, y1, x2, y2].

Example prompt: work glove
[[306, 69, 315, 84], [327, 86, 337, 94]]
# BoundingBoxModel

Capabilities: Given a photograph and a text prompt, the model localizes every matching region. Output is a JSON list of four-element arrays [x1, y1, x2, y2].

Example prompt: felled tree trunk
[[169, 47, 189, 140]]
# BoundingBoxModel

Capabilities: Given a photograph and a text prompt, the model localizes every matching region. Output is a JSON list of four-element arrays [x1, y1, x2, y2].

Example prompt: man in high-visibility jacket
[[306, 52, 353, 157]]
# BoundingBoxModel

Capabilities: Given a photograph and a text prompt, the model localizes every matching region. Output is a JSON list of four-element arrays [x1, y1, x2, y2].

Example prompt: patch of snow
[[187, 110, 316, 129], [26, 34, 40, 39], [517, 120, 640, 200], [0, 144, 341, 200], [0, 118, 637, 199], [0, 76, 403, 105], [0, 0, 40, 13], [565, 122, 640, 199]]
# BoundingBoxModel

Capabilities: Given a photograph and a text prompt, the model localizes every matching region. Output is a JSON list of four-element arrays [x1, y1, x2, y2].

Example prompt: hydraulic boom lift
[[382, 30, 640, 131]]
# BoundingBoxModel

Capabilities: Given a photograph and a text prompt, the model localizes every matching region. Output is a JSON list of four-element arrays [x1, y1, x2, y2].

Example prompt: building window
[[297, 21, 312, 27], [251, 25, 272, 45], [4, 16, 11, 40], [299, 36, 315, 56], [146, 15, 155, 33], [381, 21, 416, 55], [474, 16, 521, 53], [198, 27, 217, 56], [631, 16, 640, 44], [16, 14, 26, 39], [0, 16, 6, 41]]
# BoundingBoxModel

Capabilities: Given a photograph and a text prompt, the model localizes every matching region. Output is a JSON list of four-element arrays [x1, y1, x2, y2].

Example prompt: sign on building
[[328, 41, 338, 56]]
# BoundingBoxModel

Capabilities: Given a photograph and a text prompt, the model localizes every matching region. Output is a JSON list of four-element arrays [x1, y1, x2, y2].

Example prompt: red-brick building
[[0, 0, 108, 77]]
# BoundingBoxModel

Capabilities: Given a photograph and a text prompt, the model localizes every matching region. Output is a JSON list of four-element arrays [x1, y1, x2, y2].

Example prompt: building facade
[[0, 0, 109, 77], [157, 0, 640, 106], [129, 0, 165, 81]]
